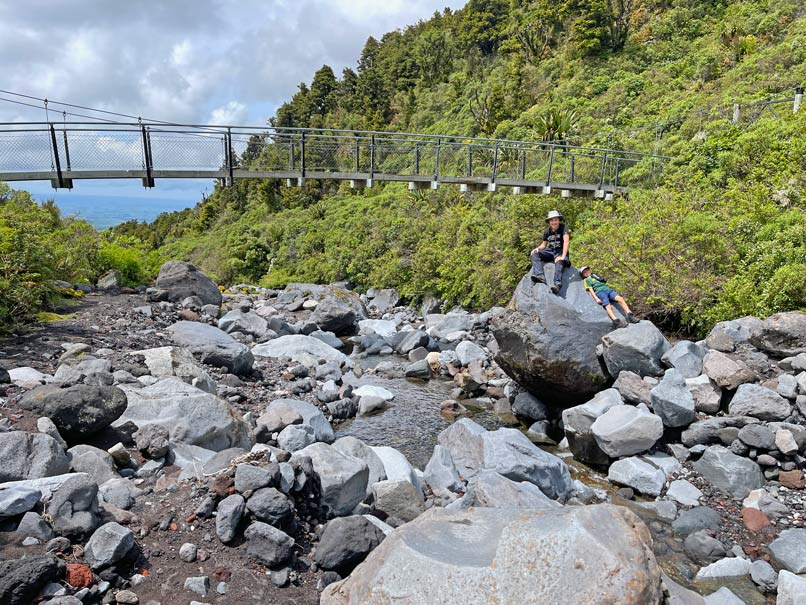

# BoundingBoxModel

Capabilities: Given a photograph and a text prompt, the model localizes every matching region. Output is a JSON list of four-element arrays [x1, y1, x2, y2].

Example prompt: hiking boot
[[550, 284, 561, 295], [627, 313, 639, 324], [531, 274, 546, 285], [612, 319, 626, 329]]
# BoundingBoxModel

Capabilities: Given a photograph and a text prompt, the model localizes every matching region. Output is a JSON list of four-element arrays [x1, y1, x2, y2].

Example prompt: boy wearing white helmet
[[530, 209, 570, 294], [579, 265, 640, 329]]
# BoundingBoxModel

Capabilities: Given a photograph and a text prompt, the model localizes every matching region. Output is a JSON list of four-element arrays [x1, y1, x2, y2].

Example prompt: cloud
[[0, 0, 466, 126]]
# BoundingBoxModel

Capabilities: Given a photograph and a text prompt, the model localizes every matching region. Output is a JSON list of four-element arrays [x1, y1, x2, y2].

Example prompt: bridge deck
[[0, 122, 667, 195]]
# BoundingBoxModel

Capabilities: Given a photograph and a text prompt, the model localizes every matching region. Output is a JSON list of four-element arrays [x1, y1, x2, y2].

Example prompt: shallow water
[[335, 361, 501, 469]]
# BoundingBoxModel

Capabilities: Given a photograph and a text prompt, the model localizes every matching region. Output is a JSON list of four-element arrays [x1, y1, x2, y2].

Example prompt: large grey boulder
[[332, 437, 387, 496], [769, 529, 806, 574], [155, 260, 222, 306], [650, 369, 696, 428], [0, 555, 66, 605], [778, 570, 806, 605], [681, 416, 757, 447], [591, 405, 664, 458], [0, 432, 70, 482], [601, 321, 671, 378], [83, 522, 135, 570], [613, 371, 653, 405], [749, 311, 806, 357], [291, 442, 369, 517], [310, 287, 368, 336], [47, 473, 101, 539], [455, 341, 487, 366], [370, 446, 422, 493], [135, 346, 216, 394], [692, 445, 764, 499], [17, 385, 127, 443], [463, 469, 561, 510], [728, 383, 791, 421], [437, 419, 573, 501], [216, 494, 245, 543], [320, 505, 662, 605], [52, 357, 112, 387], [511, 391, 548, 422], [706, 317, 762, 352], [0, 485, 41, 519], [116, 377, 251, 451], [252, 334, 347, 366], [561, 389, 624, 465], [218, 309, 268, 338], [67, 445, 118, 485], [244, 521, 294, 568], [314, 515, 386, 574], [255, 398, 335, 444], [490, 269, 616, 405], [423, 445, 463, 492], [662, 341, 706, 378], [368, 288, 400, 313], [168, 321, 253, 374], [371, 479, 425, 522], [686, 375, 722, 415]]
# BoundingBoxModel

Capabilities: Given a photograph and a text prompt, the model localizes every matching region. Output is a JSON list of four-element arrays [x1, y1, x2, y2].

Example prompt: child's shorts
[[598, 289, 620, 306]]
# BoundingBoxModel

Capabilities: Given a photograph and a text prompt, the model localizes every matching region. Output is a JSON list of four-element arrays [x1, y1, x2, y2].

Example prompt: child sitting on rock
[[579, 266, 640, 329]]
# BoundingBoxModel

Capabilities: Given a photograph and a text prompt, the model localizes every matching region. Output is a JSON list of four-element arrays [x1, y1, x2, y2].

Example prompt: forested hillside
[[15, 0, 806, 333]]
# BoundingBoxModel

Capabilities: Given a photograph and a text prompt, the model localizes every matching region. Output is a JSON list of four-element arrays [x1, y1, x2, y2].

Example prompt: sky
[[0, 0, 465, 205]]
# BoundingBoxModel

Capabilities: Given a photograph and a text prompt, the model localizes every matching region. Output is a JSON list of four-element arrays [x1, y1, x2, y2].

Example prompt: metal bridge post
[[355, 137, 360, 172], [140, 125, 154, 188], [614, 158, 621, 189], [48, 124, 67, 190], [434, 138, 441, 179], [492, 143, 499, 184], [598, 149, 608, 190], [62, 129, 72, 173], [467, 145, 473, 177], [520, 149, 526, 180], [414, 143, 420, 175], [546, 145, 555, 187], [369, 135, 375, 180], [300, 132, 306, 180], [570, 155, 575, 183], [226, 128, 234, 185]]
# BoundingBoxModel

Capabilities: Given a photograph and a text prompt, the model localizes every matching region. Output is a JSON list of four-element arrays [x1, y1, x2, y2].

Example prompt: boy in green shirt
[[579, 266, 639, 329]]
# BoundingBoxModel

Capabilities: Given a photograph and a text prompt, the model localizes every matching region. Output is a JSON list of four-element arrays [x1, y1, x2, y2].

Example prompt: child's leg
[[603, 304, 617, 321], [614, 295, 632, 315]]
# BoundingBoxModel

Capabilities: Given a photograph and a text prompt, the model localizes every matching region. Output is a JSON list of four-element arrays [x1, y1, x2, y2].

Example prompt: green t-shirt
[[583, 275, 609, 294]]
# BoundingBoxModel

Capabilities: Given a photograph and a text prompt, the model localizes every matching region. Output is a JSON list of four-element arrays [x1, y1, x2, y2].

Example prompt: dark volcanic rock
[[0, 555, 65, 605], [155, 260, 222, 306]]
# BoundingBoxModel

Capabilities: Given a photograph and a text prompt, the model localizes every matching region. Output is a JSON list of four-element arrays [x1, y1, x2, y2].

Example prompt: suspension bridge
[[0, 122, 667, 197]]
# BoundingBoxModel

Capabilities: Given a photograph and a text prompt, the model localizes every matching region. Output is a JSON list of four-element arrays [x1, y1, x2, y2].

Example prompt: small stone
[[749, 559, 777, 593], [216, 582, 227, 595], [107, 443, 130, 466], [115, 590, 139, 604], [666, 479, 702, 507], [65, 563, 94, 589], [741, 507, 770, 532], [179, 543, 197, 563], [271, 568, 289, 587], [183, 576, 210, 597], [779, 470, 806, 489]]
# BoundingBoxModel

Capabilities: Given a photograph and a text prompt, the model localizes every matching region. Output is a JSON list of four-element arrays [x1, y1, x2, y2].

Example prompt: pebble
[[115, 590, 139, 604], [183, 576, 210, 597], [179, 542, 198, 563], [271, 568, 289, 587], [216, 582, 227, 595]]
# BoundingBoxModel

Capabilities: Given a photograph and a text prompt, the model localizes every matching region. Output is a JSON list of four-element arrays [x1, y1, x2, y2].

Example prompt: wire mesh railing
[[0, 121, 668, 191]]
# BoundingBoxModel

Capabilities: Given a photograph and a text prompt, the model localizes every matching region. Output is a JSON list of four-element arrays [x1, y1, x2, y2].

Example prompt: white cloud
[[209, 101, 248, 125]]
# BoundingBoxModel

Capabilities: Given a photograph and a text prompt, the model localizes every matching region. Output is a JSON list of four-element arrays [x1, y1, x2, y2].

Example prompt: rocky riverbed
[[1, 261, 805, 605]]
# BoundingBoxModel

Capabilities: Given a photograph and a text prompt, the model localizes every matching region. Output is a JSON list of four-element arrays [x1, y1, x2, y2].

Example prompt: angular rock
[[0, 432, 70, 482], [682, 417, 756, 448], [464, 469, 560, 510], [749, 559, 777, 593], [706, 317, 762, 352], [695, 557, 751, 580], [133, 424, 170, 459], [601, 321, 670, 378], [83, 522, 135, 570], [358, 319, 397, 339], [218, 309, 268, 338], [332, 437, 386, 496], [423, 445, 463, 492], [244, 521, 295, 568], [666, 479, 703, 507], [683, 530, 726, 564], [511, 391, 548, 422], [168, 321, 253, 374], [246, 487, 293, 527], [18, 385, 127, 443], [291, 443, 368, 517], [117, 378, 251, 451], [591, 405, 664, 458], [686, 375, 722, 415], [651, 369, 696, 428], [491, 270, 616, 405], [252, 334, 347, 366], [692, 445, 764, 499], [769, 528, 806, 573], [255, 398, 334, 444], [455, 341, 486, 367], [314, 515, 386, 574], [749, 311, 806, 357], [728, 384, 791, 421], [672, 506, 721, 536], [357, 395, 388, 416], [136, 346, 216, 394], [320, 505, 662, 605], [98, 478, 141, 510], [703, 587, 745, 605], [395, 330, 430, 355], [372, 479, 424, 522], [607, 457, 666, 496], [613, 371, 653, 405], [67, 445, 118, 485], [234, 463, 278, 493], [702, 351, 755, 390], [562, 389, 624, 465], [216, 494, 245, 544], [155, 261, 222, 306], [368, 289, 400, 313], [0, 555, 66, 605], [0, 485, 41, 519], [662, 341, 706, 379], [778, 570, 806, 605], [310, 288, 367, 336]]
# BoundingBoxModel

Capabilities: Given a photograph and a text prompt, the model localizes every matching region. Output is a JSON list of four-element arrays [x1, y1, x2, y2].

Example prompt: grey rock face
[[277, 423, 316, 452], [0, 432, 70, 482], [117, 377, 251, 452], [218, 309, 268, 338], [255, 398, 335, 444], [463, 469, 560, 510], [737, 424, 775, 449], [332, 437, 387, 496], [562, 389, 624, 465], [686, 375, 722, 415], [155, 260, 222, 306], [246, 488, 293, 527], [591, 405, 664, 458], [491, 269, 616, 405], [133, 424, 170, 459], [314, 515, 386, 574], [0, 555, 66, 605], [67, 445, 118, 485], [728, 383, 791, 421], [216, 494, 245, 544], [455, 341, 486, 366], [662, 340, 706, 378], [320, 505, 663, 605], [769, 528, 806, 573], [702, 351, 755, 390], [98, 478, 142, 510], [684, 530, 727, 564], [613, 370, 653, 405], [168, 321, 254, 374], [681, 417, 757, 447], [83, 522, 135, 569], [291, 442, 369, 517], [601, 321, 671, 378], [234, 463, 278, 493], [252, 334, 347, 366], [650, 369, 696, 428], [672, 506, 722, 536], [136, 346, 216, 394], [423, 444, 463, 492], [96, 270, 121, 291], [778, 570, 806, 604], [371, 479, 425, 522], [310, 287, 367, 336], [749, 559, 777, 593], [14, 511, 54, 542], [244, 521, 295, 568], [0, 486, 41, 519], [607, 457, 667, 496], [18, 385, 127, 443], [692, 445, 764, 499], [47, 473, 100, 539], [749, 311, 806, 357], [511, 391, 548, 422], [368, 288, 400, 313], [395, 330, 429, 355], [706, 317, 762, 352]]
